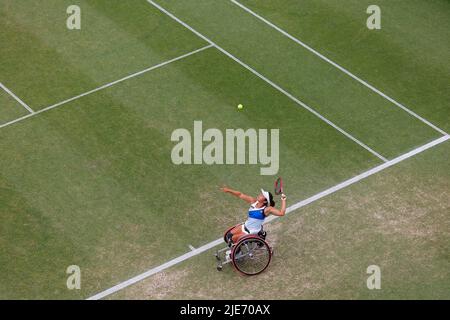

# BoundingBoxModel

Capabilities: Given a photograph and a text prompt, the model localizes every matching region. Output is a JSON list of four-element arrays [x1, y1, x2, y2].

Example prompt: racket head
[[274, 177, 283, 195]]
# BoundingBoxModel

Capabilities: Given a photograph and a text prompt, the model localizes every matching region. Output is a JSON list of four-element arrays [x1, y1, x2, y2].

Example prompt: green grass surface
[[239, 0, 450, 133], [0, 0, 205, 109], [158, 0, 442, 159], [0, 47, 380, 299], [0, 0, 448, 299]]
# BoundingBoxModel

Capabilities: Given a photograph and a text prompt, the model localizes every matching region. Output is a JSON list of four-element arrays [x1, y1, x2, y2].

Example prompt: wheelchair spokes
[[232, 237, 272, 275], [215, 233, 272, 276]]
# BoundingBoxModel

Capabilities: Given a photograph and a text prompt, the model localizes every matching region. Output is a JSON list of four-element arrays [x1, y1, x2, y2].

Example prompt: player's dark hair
[[268, 192, 275, 207]]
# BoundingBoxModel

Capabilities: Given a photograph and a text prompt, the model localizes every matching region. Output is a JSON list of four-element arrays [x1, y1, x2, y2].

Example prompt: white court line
[[0, 45, 213, 130], [230, 0, 449, 136], [0, 82, 34, 113], [147, 0, 388, 162], [87, 134, 449, 300]]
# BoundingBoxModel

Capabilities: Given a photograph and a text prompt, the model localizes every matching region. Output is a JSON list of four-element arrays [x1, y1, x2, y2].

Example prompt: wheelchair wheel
[[231, 236, 272, 276]]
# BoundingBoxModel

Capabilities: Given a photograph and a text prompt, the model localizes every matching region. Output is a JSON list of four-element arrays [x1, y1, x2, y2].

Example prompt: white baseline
[[87, 134, 449, 300], [147, 0, 388, 162], [230, 0, 448, 136], [0, 45, 213, 130]]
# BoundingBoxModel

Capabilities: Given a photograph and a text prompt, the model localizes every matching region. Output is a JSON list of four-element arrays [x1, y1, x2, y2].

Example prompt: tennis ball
[[237, 104, 244, 110]]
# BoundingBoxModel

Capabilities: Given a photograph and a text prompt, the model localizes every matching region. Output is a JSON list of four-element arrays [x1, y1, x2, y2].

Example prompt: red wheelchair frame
[[215, 224, 273, 276]]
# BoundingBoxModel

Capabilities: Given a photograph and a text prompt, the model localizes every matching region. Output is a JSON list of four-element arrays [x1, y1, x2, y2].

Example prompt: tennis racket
[[274, 177, 283, 195]]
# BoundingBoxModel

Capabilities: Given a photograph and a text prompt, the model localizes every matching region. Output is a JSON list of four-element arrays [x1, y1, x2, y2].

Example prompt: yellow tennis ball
[[237, 104, 243, 110]]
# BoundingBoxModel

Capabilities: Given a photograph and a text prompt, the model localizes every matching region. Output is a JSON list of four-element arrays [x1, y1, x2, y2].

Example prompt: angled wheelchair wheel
[[231, 235, 272, 276]]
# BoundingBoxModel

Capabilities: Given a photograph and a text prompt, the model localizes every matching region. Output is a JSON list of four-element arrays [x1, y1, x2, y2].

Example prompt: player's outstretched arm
[[220, 186, 255, 203]]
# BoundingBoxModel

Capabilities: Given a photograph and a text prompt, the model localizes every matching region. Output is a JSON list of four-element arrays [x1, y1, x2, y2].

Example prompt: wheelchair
[[215, 223, 273, 275]]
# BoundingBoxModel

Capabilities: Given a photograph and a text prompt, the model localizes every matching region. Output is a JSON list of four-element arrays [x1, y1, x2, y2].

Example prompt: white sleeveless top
[[244, 201, 266, 233]]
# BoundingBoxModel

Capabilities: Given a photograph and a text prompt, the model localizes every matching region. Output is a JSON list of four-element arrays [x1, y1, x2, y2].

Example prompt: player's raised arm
[[220, 186, 255, 203], [266, 193, 287, 216]]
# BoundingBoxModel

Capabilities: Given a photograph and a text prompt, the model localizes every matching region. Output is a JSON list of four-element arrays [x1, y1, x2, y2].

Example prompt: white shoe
[[225, 250, 231, 261]]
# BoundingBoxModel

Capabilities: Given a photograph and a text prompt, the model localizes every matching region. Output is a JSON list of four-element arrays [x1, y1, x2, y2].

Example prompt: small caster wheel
[[217, 265, 223, 271], [214, 253, 220, 261]]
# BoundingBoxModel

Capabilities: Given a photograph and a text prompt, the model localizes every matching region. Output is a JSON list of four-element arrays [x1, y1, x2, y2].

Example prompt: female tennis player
[[220, 186, 287, 244]]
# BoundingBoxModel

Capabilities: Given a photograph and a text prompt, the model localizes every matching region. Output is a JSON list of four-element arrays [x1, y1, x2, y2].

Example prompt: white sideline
[[0, 82, 34, 113], [230, 0, 449, 136], [0, 45, 213, 130], [147, 0, 388, 162], [87, 134, 449, 300]]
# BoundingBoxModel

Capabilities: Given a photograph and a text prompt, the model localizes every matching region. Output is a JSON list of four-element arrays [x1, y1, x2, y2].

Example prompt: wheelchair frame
[[215, 224, 273, 275]]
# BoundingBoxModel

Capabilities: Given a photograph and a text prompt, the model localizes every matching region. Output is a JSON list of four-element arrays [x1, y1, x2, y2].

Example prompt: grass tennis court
[[0, 0, 448, 299], [111, 141, 450, 299]]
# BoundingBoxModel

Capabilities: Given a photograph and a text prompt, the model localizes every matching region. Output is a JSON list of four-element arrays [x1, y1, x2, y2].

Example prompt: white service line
[[0, 45, 213, 130], [0, 82, 34, 113], [230, 0, 449, 136], [87, 134, 449, 300], [147, 0, 387, 162]]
